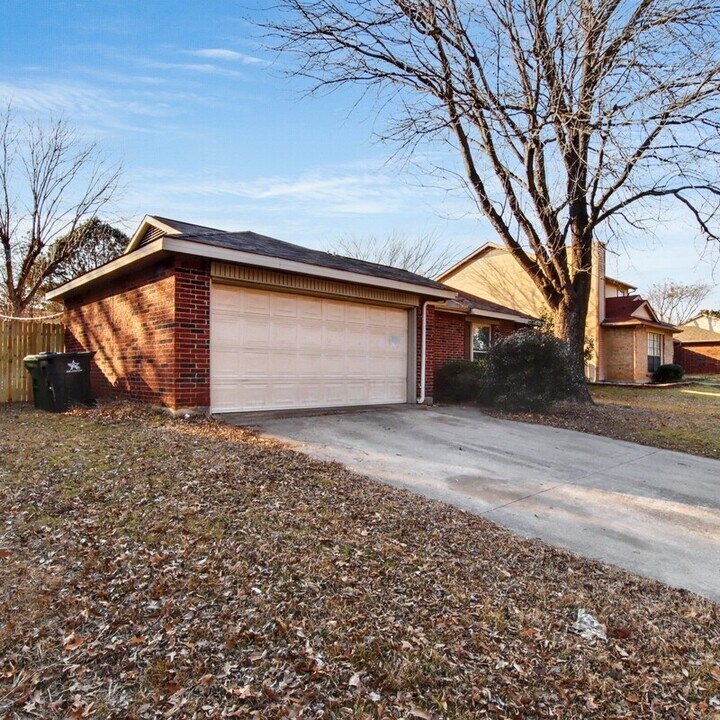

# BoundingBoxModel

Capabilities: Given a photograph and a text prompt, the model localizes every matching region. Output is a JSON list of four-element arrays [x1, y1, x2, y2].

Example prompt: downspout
[[417, 300, 430, 404]]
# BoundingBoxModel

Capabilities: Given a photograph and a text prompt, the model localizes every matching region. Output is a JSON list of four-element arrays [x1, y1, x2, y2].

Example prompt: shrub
[[652, 363, 684, 383], [482, 327, 581, 411], [434, 359, 486, 403]]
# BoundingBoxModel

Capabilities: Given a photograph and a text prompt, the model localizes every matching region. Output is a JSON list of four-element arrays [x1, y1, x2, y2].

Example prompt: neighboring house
[[674, 313, 720, 374], [681, 311, 720, 333], [437, 243, 677, 383], [47, 215, 531, 413]]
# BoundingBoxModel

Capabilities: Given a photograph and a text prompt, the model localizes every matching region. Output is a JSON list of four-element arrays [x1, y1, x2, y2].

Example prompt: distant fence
[[0, 319, 65, 403]]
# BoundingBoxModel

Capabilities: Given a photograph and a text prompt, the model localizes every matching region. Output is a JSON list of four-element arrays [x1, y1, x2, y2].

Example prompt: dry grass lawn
[[1, 402, 719, 719], [488, 383, 720, 460]]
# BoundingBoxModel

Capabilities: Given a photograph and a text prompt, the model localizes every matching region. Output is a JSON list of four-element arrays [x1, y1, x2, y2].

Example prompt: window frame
[[647, 331, 662, 373], [471, 323, 492, 362]]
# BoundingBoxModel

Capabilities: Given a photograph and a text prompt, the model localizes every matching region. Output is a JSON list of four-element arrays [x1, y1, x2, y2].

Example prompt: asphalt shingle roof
[[454, 290, 537, 321], [675, 326, 720, 343], [603, 295, 676, 330], [152, 216, 450, 292]]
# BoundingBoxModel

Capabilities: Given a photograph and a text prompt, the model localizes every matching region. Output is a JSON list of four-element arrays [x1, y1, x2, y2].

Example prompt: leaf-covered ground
[[1, 402, 718, 719], [487, 383, 720, 460]]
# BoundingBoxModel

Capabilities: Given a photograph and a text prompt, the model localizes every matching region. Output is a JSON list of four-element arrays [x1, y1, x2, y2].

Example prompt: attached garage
[[210, 284, 410, 413], [48, 215, 453, 414]]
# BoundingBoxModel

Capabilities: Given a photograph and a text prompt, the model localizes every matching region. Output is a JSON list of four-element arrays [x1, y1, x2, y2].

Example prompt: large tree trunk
[[553, 274, 593, 403]]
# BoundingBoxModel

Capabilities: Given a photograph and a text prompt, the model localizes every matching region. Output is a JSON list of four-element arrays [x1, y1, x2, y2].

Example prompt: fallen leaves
[[0, 401, 718, 719], [486, 384, 720, 459]]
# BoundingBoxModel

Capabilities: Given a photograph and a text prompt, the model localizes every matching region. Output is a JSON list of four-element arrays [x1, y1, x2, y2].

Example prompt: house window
[[647, 332, 662, 373], [471, 325, 491, 362]]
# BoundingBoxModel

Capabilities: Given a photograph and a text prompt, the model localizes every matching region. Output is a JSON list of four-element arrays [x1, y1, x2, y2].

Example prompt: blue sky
[[1, 0, 718, 306]]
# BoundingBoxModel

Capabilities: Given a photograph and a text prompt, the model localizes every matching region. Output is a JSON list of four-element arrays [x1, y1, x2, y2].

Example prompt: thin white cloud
[[141, 59, 245, 78], [194, 173, 410, 216], [128, 166, 416, 217], [190, 48, 264, 65]]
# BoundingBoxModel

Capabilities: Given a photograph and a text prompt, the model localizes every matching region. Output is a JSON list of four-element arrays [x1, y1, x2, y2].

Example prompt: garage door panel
[[211, 284, 409, 412]]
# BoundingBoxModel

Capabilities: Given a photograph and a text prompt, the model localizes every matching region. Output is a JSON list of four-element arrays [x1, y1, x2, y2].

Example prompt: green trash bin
[[24, 351, 95, 412], [23, 354, 56, 411]]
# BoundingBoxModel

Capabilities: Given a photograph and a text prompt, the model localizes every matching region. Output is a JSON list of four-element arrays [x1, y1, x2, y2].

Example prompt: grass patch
[[487, 383, 720, 459], [0, 402, 718, 719]]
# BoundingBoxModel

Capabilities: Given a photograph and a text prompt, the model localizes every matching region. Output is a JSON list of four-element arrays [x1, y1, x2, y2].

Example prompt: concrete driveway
[[229, 405, 720, 602]]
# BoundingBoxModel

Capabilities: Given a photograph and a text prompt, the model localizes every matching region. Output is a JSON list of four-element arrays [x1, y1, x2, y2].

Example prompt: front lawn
[[488, 384, 720, 459], [1, 403, 718, 719]]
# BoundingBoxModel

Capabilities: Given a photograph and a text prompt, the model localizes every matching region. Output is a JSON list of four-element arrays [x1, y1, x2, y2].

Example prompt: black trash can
[[23, 351, 95, 412]]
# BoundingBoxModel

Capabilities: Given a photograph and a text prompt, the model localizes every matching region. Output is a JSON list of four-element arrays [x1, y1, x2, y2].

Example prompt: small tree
[[45, 217, 128, 288], [483, 327, 581, 411], [0, 109, 120, 315], [646, 280, 714, 326], [333, 230, 461, 278]]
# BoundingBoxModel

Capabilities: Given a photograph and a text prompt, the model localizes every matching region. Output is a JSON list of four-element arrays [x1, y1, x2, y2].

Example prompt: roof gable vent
[[136, 225, 165, 249]]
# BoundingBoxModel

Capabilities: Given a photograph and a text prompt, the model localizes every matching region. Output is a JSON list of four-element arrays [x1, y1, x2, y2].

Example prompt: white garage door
[[210, 284, 409, 412]]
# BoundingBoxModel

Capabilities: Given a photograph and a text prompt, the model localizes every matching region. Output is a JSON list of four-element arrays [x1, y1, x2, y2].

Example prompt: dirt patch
[[1, 402, 718, 719]]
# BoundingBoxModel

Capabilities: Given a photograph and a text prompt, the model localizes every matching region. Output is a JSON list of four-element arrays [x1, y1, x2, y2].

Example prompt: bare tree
[[0, 109, 121, 316], [262, 0, 720, 391], [332, 230, 461, 277], [646, 280, 714, 325]]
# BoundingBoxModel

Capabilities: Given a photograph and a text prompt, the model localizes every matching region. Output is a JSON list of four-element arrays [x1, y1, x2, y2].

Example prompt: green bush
[[652, 363, 684, 383], [482, 327, 581, 411], [435, 359, 486, 403]]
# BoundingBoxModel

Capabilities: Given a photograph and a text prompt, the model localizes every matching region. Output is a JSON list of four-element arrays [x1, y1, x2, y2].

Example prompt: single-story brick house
[[674, 313, 720, 374], [46, 216, 530, 414]]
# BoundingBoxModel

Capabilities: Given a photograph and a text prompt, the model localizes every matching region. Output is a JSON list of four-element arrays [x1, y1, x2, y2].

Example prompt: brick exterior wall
[[603, 326, 675, 382], [65, 257, 211, 410], [674, 343, 720, 374], [174, 260, 210, 408], [418, 305, 524, 400]]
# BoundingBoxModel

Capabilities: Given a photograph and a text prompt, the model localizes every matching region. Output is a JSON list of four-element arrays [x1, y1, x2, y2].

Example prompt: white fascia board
[[45, 239, 165, 300], [163, 237, 456, 299], [124, 215, 179, 253], [468, 308, 533, 324]]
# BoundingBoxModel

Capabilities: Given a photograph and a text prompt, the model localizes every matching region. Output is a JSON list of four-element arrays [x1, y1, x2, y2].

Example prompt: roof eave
[[124, 215, 180, 254], [163, 238, 455, 299], [602, 319, 679, 333], [48, 236, 456, 302], [46, 239, 167, 300], [604, 275, 637, 291], [468, 308, 534, 324]]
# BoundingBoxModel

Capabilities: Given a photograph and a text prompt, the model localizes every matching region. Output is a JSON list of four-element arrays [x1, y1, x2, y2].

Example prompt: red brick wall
[[674, 343, 720, 375], [64, 258, 211, 410], [174, 260, 210, 408], [419, 307, 467, 399], [418, 305, 525, 400]]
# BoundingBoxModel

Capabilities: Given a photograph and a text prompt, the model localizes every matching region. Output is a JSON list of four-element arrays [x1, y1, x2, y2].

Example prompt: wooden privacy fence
[[0, 319, 65, 403]]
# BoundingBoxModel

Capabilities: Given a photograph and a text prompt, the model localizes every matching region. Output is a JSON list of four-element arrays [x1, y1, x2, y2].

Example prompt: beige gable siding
[[441, 245, 607, 380], [633, 305, 654, 321], [441, 248, 549, 319], [686, 315, 720, 332]]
